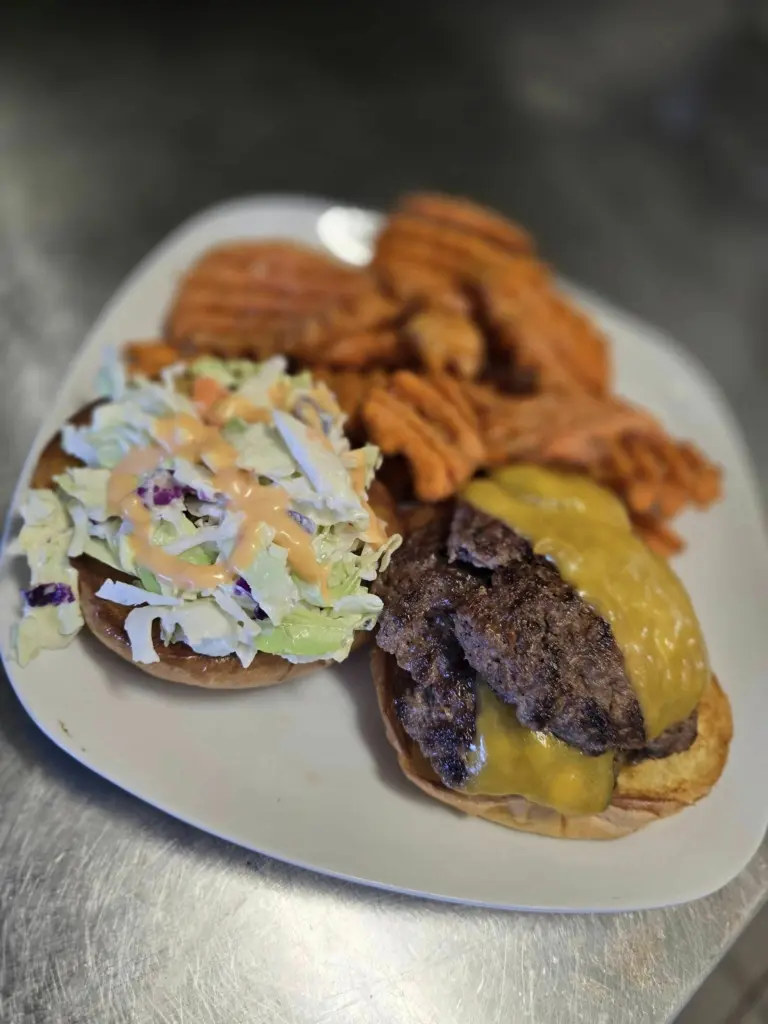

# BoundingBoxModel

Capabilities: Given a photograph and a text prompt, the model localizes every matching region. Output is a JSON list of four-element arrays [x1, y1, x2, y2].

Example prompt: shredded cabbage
[[12, 353, 401, 667]]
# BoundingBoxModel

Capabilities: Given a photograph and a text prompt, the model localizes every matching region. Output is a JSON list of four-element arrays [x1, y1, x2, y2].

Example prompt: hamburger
[[12, 355, 401, 687], [371, 466, 731, 839]]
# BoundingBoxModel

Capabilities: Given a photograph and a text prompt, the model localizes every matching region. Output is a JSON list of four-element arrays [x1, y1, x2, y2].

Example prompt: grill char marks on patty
[[374, 502, 695, 788], [447, 502, 531, 570], [453, 561, 646, 755], [627, 709, 698, 763], [372, 507, 483, 786], [449, 499, 646, 753]]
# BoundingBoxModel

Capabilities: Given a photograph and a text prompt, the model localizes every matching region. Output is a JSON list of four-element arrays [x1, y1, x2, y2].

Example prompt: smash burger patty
[[373, 502, 699, 791]]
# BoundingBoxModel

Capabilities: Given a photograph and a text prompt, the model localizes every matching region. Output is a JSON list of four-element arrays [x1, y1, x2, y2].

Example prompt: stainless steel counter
[[1, 4, 767, 1022]]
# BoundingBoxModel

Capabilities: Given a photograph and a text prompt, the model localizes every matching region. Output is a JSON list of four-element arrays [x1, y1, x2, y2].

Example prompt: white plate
[[1, 196, 766, 913]]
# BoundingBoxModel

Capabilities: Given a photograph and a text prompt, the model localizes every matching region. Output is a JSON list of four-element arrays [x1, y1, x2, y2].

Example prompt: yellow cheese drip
[[107, 412, 329, 593], [464, 679, 615, 815], [459, 465, 709, 816]]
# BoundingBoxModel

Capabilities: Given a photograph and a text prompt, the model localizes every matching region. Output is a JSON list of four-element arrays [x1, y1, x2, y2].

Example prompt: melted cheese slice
[[460, 466, 709, 815]]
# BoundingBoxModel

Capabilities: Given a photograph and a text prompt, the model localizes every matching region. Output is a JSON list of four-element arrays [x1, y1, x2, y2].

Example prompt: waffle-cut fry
[[481, 275, 611, 396], [374, 216, 597, 392], [631, 514, 685, 558], [377, 198, 608, 397], [460, 379, 508, 416], [169, 308, 288, 334], [406, 307, 485, 379], [311, 369, 390, 431], [375, 215, 541, 281], [428, 374, 482, 435], [292, 286, 402, 355], [390, 372, 487, 466], [374, 237, 473, 282], [169, 308, 289, 339], [493, 319, 590, 396], [362, 372, 486, 501], [398, 193, 534, 255], [470, 391, 660, 464], [667, 440, 723, 507], [168, 322, 288, 361], [168, 309, 290, 356], [308, 330, 404, 370], [364, 392, 457, 502], [594, 433, 723, 521], [377, 258, 462, 308], [451, 380, 527, 463], [166, 241, 368, 353], [179, 267, 364, 299], [538, 293, 609, 394], [171, 286, 340, 316], [181, 241, 365, 290], [461, 384, 721, 529]]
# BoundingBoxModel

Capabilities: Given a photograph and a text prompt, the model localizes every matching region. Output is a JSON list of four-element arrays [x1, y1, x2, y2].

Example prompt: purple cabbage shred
[[137, 471, 185, 507], [293, 397, 333, 436], [153, 484, 185, 506], [287, 509, 316, 534], [233, 577, 267, 620], [24, 582, 75, 608]]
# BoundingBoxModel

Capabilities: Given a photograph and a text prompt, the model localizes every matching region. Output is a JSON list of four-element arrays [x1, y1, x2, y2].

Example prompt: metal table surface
[[1, 5, 767, 1023]]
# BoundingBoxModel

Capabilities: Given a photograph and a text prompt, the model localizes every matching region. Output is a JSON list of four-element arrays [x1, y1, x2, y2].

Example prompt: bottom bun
[[31, 404, 384, 690], [371, 648, 733, 839], [74, 554, 335, 689]]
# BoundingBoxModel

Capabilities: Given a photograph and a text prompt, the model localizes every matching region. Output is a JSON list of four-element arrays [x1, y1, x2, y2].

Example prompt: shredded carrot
[[192, 375, 229, 413]]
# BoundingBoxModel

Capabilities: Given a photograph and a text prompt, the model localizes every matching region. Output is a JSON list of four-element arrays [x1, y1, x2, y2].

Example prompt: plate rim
[[2, 193, 766, 914]]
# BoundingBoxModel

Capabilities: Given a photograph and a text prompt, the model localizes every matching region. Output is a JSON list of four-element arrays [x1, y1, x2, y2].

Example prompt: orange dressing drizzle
[[211, 468, 329, 591], [205, 393, 273, 427], [268, 379, 291, 410], [106, 445, 232, 591], [346, 450, 388, 547], [106, 412, 329, 592], [361, 501, 388, 547], [306, 385, 339, 415], [348, 460, 367, 497], [302, 405, 326, 437]]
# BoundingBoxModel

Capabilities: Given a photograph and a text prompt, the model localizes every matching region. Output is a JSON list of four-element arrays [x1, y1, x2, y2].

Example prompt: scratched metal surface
[[2, 4, 768, 1022]]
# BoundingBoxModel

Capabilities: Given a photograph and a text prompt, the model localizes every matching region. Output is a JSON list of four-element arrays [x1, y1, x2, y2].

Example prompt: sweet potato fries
[[126, 192, 722, 555]]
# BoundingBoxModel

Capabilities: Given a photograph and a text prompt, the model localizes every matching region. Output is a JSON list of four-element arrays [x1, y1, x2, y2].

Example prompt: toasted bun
[[71, 552, 334, 688], [371, 648, 732, 839], [32, 403, 397, 689]]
